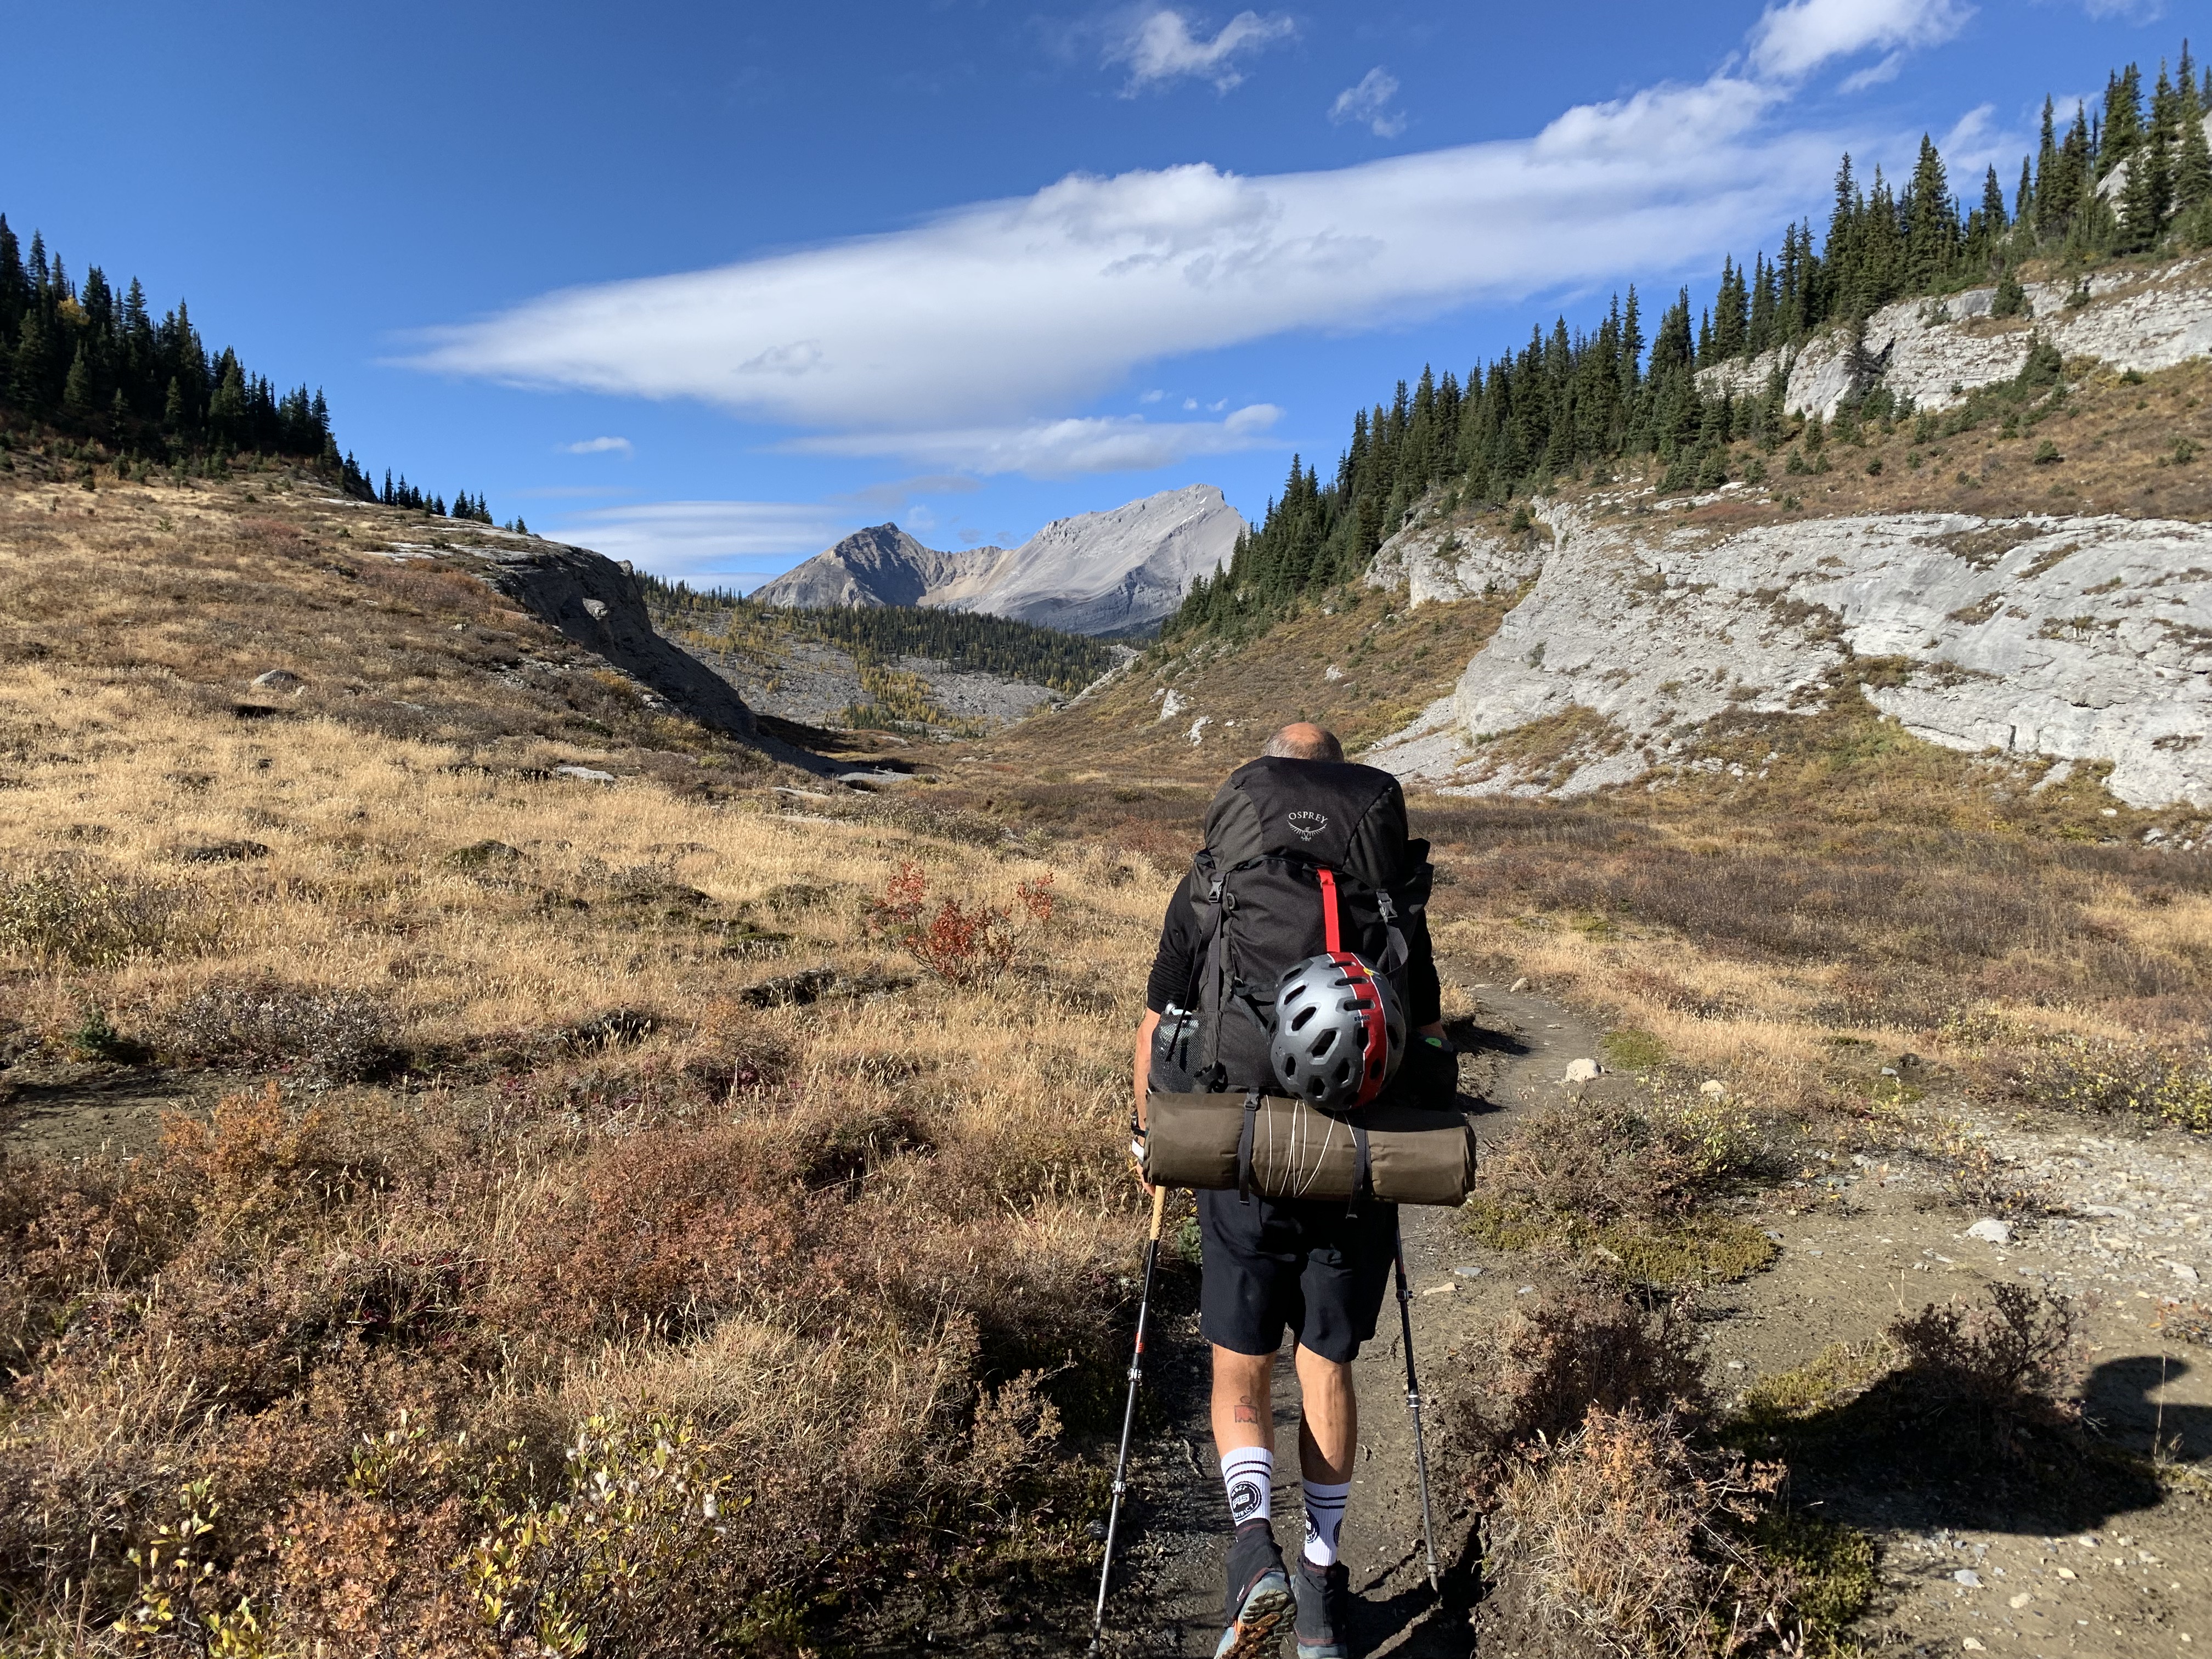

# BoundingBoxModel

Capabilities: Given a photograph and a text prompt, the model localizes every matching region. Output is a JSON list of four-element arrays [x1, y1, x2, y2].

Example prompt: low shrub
[[1481, 1407, 1791, 1659], [1460, 1287, 1709, 1471], [865, 862, 1057, 986], [1945, 1137, 2059, 1217], [1883, 1282, 2083, 1460], [0, 859, 187, 968], [151, 977, 397, 1084], [1728, 1286, 2090, 1488], [1465, 1098, 1777, 1286], [2008, 1034, 2212, 1132]]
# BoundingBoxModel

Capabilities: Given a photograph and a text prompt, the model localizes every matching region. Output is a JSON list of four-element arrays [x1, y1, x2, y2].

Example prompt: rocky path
[[1088, 977, 2212, 1659], [1095, 983, 1592, 1658]]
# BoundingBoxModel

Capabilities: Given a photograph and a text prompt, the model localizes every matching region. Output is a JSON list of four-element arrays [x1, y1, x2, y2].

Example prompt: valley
[[4, 402, 2211, 1655], [7, 47, 2212, 1656]]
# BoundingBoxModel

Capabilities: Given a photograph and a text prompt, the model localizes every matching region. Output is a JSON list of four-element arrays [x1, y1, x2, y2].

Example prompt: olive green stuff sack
[[1142, 1091, 1476, 1206]]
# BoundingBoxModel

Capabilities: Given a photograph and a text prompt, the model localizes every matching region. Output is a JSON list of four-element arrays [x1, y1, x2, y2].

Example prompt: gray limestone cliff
[[1697, 256, 2212, 421], [1365, 496, 2212, 809]]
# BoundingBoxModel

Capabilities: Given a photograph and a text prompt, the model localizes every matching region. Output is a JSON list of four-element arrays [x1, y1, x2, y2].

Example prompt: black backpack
[[1160, 756, 1432, 1096]]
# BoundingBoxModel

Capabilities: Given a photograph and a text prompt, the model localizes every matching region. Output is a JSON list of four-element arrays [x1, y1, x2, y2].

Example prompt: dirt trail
[[1096, 982, 1591, 1657], [1095, 978, 2212, 1658]]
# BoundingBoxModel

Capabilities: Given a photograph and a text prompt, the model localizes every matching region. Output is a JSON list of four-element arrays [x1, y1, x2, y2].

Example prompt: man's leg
[[1293, 1344, 1355, 1568], [1198, 1181, 1298, 1656], [1211, 1345, 1277, 1525], [1208, 1343, 1294, 1654], [1283, 1205, 1392, 1659]]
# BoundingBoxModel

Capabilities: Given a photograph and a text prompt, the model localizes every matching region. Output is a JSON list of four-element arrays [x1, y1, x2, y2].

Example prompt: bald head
[[1265, 723, 1344, 762]]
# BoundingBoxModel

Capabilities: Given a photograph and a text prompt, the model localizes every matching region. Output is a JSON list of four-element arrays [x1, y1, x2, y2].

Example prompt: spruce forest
[[644, 575, 1121, 695], [1168, 42, 2212, 644], [0, 216, 502, 524]]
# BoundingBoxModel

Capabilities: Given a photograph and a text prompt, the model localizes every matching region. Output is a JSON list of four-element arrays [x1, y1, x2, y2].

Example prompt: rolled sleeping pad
[[1143, 1090, 1476, 1206]]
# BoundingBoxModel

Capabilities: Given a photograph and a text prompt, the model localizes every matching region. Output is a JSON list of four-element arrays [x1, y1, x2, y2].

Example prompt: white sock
[[1302, 1479, 1351, 1567], [1221, 1446, 1273, 1529]]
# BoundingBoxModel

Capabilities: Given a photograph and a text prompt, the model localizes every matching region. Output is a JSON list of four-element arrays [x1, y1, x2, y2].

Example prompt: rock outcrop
[[751, 484, 1245, 637], [479, 542, 831, 768], [1367, 496, 2212, 809], [1697, 256, 2212, 420]]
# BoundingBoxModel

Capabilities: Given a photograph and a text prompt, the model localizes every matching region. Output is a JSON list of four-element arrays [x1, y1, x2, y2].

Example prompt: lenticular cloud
[[409, 74, 1828, 435]]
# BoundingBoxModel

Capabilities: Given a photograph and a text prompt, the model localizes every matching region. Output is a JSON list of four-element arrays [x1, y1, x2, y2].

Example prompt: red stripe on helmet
[[1328, 948, 1389, 1109]]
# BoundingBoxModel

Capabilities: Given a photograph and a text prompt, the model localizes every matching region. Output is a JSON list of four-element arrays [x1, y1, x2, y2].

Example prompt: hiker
[[1132, 722, 1452, 1659]]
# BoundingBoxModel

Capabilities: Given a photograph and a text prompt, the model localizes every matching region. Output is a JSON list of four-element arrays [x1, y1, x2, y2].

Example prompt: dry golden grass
[[0, 471, 1172, 1655], [932, 739, 2211, 1141], [977, 579, 1516, 783], [1558, 348, 2212, 531]]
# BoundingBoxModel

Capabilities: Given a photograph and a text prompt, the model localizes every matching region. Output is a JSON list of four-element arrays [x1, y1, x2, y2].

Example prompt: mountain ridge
[[752, 483, 1243, 636]]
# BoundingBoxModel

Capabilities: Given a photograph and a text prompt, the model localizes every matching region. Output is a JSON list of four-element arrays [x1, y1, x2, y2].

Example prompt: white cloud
[[414, 77, 1826, 466], [1330, 69, 1406, 138], [1838, 51, 1904, 93], [560, 435, 634, 455], [1747, 0, 1971, 81], [544, 499, 851, 580], [830, 474, 984, 509], [2073, 0, 2163, 17], [414, 0, 1994, 482], [782, 405, 1284, 477], [1106, 8, 1296, 94]]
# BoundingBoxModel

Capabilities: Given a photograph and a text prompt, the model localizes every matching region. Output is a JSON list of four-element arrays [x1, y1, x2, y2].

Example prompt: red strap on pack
[[1316, 867, 1386, 1106]]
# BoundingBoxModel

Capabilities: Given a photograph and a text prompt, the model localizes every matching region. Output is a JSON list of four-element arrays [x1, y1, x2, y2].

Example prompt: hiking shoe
[[1214, 1520, 1292, 1658], [1291, 1556, 1354, 1659]]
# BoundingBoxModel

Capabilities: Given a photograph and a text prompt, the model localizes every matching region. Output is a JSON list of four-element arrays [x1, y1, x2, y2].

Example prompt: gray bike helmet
[[1269, 951, 1406, 1109]]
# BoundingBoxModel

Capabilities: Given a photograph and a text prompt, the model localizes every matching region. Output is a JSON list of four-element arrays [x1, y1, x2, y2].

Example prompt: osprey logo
[[1286, 810, 1329, 842]]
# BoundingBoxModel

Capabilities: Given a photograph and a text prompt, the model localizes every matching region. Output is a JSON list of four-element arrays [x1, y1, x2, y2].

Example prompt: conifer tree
[[2176, 88, 2212, 219], [2102, 65, 2145, 178], [2119, 90, 2174, 250], [61, 344, 92, 416], [1904, 134, 1956, 289]]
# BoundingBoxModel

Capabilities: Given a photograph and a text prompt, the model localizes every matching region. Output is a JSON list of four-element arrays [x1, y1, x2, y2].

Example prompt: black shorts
[[1198, 1189, 1398, 1364]]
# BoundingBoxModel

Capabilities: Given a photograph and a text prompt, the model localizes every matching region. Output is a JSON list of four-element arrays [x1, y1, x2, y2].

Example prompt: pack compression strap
[[1317, 867, 1388, 1109], [1317, 867, 1343, 954]]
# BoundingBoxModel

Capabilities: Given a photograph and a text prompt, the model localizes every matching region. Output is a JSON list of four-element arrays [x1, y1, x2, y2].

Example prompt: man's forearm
[[1133, 1008, 1161, 1130]]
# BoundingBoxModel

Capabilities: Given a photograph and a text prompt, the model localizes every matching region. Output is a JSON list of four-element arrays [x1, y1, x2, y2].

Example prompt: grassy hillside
[[978, 580, 1517, 783], [0, 467, 1170, 1652]]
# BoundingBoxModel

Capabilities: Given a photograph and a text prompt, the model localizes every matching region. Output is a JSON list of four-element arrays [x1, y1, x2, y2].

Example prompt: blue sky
[[3, 0, 2183, 588]]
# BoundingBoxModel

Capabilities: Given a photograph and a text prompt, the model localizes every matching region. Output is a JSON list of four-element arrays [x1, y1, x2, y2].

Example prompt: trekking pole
[[1392, 1221, 1442, 1595], [1090, 1182, 1169, 1657]]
